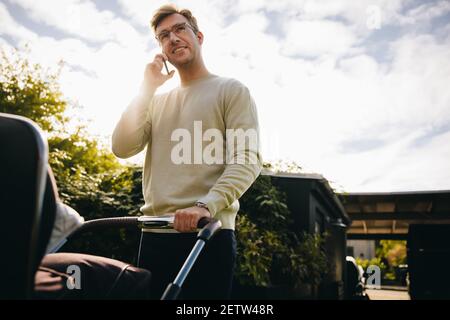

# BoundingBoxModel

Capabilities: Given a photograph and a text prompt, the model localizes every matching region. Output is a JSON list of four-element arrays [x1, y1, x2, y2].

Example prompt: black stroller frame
[[0, 112, 222, 300], [62, 215, 222, 300]]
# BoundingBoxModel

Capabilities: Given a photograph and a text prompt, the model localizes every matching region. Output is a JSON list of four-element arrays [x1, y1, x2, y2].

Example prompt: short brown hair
[[150, 4, 199, 34]]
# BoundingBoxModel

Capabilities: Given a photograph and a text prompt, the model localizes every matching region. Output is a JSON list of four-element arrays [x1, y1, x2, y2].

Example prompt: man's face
[[156, 13, 203, 68]]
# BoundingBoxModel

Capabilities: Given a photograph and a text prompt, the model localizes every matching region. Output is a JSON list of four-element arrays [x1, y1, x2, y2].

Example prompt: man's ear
[[196, 31, 204, 45]]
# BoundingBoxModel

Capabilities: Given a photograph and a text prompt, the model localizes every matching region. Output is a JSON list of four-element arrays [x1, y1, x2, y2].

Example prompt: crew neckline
[[180, 73, 217, 88]]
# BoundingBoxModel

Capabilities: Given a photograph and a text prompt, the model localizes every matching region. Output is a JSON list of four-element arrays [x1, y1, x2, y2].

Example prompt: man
[[112, 4, 262, 299]]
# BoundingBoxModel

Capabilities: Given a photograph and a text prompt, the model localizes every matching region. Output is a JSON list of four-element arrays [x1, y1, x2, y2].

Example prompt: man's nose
[[169, 31, 181, 43]]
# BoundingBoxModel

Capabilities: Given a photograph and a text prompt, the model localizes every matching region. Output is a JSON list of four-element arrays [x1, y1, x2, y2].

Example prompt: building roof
[[262, 170, 350, 225], [338, 190, 450, 239], [261, 169, 324, 180]]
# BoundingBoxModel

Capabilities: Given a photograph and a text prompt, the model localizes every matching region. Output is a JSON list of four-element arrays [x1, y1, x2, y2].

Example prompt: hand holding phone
[[143, 54, 175, 89]]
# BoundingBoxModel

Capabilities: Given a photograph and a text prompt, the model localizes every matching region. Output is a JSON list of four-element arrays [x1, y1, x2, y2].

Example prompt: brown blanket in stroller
[[34, 253, 151, 299]]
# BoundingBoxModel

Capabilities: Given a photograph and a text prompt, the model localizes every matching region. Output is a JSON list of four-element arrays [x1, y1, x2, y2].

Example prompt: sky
[[1, 0, 450, 192]]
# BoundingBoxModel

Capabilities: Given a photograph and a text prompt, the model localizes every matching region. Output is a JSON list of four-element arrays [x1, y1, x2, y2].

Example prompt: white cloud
[[331, 129, 450, 192], [380, 34, 450, 129], [117, 0, 231, 31], [225, 0, 409, 36], [396, 0, 450, 25], [265, 30, 450, 191], [6, 0, 146, 47], [339, 54, 379, 77], [281, 19, 358, 57], [0, 2, 37, 41], [116, 0, 165, 28]]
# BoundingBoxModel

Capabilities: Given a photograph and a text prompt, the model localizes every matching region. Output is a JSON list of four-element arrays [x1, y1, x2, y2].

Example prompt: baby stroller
[[0, 112, 221, 300]]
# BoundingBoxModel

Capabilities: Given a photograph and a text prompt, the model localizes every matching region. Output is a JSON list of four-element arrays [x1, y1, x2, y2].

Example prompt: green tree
[[356, 240, 407, 282], [0, 47, 67, 131], [376, 240, 407, 281], [376, 240, 407, 267]]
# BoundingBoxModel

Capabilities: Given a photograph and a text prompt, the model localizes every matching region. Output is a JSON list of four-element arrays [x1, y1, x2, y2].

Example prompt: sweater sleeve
[[111, 89, 154, 159], [198, 81, 263, 216]]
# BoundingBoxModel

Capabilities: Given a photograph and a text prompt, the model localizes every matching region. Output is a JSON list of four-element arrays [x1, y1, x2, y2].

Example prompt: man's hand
[[174, 206, 211, 232], [143, 54, 175, 90]]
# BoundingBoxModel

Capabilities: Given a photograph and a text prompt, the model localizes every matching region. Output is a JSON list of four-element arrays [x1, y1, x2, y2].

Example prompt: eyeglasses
[[155, 22, 196, 44]]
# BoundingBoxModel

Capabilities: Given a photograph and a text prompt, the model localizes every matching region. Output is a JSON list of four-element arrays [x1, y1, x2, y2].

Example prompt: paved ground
[[366, 288, 410, 300]]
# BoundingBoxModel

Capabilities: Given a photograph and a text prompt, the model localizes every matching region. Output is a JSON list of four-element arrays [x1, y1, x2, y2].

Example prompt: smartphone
[[163, 59, 170, 75]]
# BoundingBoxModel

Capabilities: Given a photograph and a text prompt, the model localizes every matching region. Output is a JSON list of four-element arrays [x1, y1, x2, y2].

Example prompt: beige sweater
[[112, 74, 262, 230]]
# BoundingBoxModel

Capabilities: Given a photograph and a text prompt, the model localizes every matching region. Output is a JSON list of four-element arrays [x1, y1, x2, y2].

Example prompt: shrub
[[235, 175, 329, 289]]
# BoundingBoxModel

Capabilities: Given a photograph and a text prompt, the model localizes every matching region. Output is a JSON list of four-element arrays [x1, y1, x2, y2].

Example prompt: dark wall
[[408, 224, 450, 299], [321, 224, 347, 299]]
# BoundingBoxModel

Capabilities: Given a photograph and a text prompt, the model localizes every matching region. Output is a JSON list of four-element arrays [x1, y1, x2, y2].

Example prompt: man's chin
[[171, 57, 193, 68]]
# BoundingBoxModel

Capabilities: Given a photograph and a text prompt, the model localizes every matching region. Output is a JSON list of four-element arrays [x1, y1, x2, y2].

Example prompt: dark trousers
[[137, 229, 236, 300]]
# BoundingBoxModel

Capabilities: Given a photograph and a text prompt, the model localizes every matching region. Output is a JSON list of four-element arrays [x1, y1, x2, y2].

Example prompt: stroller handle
[[65, 216, 221, 241], [68, 216, 139, 239], [58, 215, 222, 301], [137, 215, 220, 234]]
